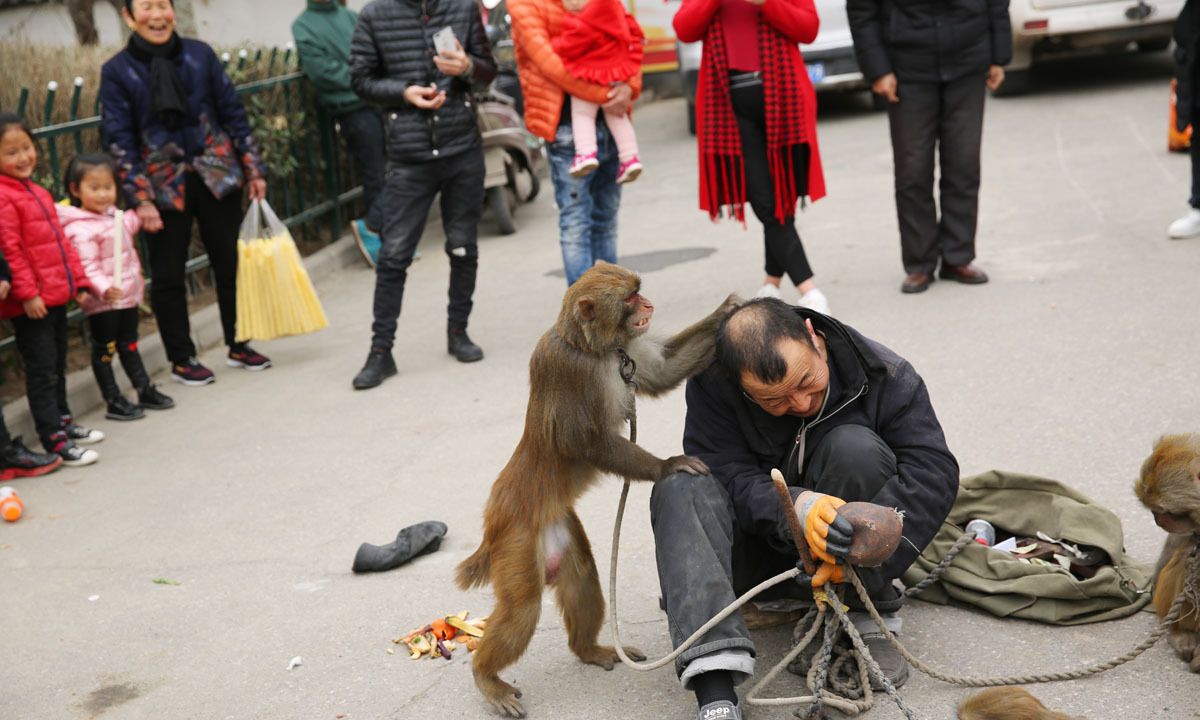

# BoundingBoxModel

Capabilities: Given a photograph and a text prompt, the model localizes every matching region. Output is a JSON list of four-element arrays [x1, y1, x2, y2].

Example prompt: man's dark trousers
[[337, 106, 386, 233], [370, 147, 485, 351], [649, 425, 904, 678], [887, 74, 987, 275]]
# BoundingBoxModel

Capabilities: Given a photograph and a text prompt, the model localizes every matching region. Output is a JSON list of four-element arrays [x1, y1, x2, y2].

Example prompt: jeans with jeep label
[[548, 115, 621, 285]]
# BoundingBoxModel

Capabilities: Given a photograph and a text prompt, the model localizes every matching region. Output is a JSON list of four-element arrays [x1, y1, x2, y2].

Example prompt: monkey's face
[[623, 292, 653, 337], [1137, 434, 1200, 535]]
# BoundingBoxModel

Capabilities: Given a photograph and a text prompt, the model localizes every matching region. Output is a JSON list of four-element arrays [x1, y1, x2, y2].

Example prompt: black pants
[[337, 106, 387, 233], [1189, 108, 1200, 208], [147, 171, 242, 363], [88, 308, 149, 389], [371, 146, 485, 351], [730, 81, 814, 285], [649, 425, 903, 678], [12, 306, 70, 448], [0, 404, 10, 450], [887, 73, 987, 274]]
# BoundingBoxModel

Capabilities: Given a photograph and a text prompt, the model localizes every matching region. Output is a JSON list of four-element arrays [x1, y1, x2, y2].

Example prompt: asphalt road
[[3, 49, 1198, 720]]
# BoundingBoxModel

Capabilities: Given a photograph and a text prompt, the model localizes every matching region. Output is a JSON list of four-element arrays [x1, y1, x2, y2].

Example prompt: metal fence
[[0, 47, 363, 360]]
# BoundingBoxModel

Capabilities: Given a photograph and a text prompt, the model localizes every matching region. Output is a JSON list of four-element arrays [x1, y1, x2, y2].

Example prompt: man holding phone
[[349, 0, 496, 390]]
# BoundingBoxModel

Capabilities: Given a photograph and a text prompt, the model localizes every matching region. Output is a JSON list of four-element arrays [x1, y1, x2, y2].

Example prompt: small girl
[[0, 113, 102, 466], [551, 0, 645, 183], [58, 154, 175, 422]]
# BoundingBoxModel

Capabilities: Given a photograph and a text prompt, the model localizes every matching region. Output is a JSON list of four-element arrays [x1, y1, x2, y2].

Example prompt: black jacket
[[1176, 0, 1200, 130], [847, 0, 1012, 84], [682, 310, 960, 580], [350, 0, 496, 163]]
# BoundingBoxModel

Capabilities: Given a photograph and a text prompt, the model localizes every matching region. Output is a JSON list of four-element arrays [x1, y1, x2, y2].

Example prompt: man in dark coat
[[1169, 0, 1200, 238], [349, 0, 496, 389], [847, 0, 1011, 294], [651, 299, 958, 719]]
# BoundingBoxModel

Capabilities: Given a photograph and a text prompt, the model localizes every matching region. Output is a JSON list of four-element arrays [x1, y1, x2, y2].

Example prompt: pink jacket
[[55, 204, 145, 316]]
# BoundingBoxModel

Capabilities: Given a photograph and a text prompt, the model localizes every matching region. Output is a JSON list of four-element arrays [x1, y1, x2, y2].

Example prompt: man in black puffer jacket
[[349, 0, 496, 390], [848, 0, 1011, 296], [650, 300, 958, 714]]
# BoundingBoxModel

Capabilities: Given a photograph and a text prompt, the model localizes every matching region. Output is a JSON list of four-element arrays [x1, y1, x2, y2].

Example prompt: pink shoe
[[616, 156, 643, 184], [569, 152, 599, 177]]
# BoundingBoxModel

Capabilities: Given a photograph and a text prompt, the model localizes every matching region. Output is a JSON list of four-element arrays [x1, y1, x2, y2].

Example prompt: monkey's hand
[[795, 491, 853, 564], [659, 454, 710, 479], [718, 293, 746, 316]]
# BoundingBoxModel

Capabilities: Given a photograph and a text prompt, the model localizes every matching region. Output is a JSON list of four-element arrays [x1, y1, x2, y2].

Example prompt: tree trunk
[[65, 0, 99, 46], [172, 0, 198, 37]]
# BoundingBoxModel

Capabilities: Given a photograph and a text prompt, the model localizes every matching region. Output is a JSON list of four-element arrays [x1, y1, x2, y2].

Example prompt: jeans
[[147, 171, 242, 362], [887, 74, 987, 274], [12, 306, 70, 448], [649, 425, 904, 682], [371, 146, 485, 351], [337, 106, 387, 233], [548, 119, 621, 286]]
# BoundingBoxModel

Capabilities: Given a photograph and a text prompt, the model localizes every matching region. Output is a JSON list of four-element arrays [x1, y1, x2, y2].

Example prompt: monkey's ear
[[1153, 434, 1167, 451], [577, 298, 595, 322]]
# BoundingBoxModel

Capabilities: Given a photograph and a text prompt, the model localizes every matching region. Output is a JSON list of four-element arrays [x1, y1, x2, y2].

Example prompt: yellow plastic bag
[[235, 199, 329, 341]]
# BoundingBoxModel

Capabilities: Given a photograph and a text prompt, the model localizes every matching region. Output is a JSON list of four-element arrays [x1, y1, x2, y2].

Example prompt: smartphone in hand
[[432, 26, 458, 55]]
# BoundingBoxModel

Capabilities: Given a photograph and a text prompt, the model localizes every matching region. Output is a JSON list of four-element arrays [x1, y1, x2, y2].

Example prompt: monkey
[[455, 262, 740, 718], [1134, 433, 1200, 673], [957, 687, 1080, 720]]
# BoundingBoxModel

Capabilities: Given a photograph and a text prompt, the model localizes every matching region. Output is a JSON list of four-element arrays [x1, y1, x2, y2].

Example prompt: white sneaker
[[796, 288, 830, 315], [754, 283, 782, 299], [1168, 209, 1200, 239]]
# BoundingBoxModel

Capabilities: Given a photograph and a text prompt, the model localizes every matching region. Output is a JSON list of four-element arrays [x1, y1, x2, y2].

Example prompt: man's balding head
[[715, 299, 814, 384]]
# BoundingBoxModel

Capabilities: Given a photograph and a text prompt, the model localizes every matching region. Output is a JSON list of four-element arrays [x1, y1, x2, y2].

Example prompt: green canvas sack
[[900, 470, 1154, 625]]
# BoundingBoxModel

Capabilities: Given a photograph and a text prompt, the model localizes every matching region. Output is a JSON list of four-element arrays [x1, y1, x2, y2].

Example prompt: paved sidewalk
[[4, 51, 1199, 720]]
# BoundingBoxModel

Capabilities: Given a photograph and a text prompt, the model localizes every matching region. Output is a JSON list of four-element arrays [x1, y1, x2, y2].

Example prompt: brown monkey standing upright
[[456, 262, 739, 718], [1135, 433, 1200, 673]]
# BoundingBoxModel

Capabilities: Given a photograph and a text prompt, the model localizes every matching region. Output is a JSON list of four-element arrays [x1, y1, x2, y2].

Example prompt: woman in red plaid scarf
[[674, 0, 829, 315]]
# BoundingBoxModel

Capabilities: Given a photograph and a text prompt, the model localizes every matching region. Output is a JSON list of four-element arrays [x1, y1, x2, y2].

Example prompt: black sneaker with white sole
[[61, 418, 104, 445], [48, 435, 99, 467], [105, 395, 145, 421], [138, 384, 176, 410], [172, 357, 216, 386], [227, 344, 272, 371]]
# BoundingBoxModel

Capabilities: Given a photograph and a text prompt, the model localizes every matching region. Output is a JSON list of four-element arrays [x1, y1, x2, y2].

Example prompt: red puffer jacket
[[0, 175, 92, 319]]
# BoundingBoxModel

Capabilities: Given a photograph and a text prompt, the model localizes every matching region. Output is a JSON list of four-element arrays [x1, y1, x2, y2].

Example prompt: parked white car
[[675, 0, 865, 134]]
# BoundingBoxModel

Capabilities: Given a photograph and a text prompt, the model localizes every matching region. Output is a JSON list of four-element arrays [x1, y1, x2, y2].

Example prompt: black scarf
[[127, 32, 191, 130]]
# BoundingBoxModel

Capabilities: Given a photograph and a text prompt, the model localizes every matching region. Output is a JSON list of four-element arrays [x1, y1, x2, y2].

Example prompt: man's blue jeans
[[548, 119, 621, 285]]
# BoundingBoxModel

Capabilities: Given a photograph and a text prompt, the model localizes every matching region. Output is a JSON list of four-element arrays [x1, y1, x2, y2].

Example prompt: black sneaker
[[227, 344, 272, 371], [105, 395, 145, 422], [62, 418, 104, 445], [448, 329, 484, 363], [172, 357, 215, 386], [138, 384, 176, 410], [0, 437, 63, 480], [48, 435, 99, 467], [352, 348, 397, 390]]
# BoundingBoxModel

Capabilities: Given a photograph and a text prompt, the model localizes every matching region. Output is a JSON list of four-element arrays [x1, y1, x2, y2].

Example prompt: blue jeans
[[548, 119, 621, 285]]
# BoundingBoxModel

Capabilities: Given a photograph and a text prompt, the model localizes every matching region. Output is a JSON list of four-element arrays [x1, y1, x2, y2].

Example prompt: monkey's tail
[[958, 688, 1078, 720], [455, 545, 492, 590]]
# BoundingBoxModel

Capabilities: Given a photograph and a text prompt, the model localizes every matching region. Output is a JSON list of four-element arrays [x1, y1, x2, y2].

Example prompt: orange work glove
[[794, 491, 853, 564], [811, 560, 845, 589]]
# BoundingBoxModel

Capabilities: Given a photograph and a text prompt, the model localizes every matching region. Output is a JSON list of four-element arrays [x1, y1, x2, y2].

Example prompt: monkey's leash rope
[[606, 364, 1194, 716]]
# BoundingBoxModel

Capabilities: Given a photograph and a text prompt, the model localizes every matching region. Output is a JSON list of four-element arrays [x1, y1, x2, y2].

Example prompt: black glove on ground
[[352, 521, 448, 573]]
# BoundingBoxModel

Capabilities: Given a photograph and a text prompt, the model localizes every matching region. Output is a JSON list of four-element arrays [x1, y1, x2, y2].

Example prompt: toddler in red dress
[[551, 0, 645, 184]]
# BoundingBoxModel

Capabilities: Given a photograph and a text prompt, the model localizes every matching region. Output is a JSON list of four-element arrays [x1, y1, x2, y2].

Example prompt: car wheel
[[488, 185, 517, 235], [687, 97, 697, 136], [1137, 38, 1171, 53], [991, 69, 1031, 98]]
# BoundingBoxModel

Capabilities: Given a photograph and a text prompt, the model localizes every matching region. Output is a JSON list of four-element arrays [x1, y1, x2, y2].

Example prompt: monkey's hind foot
[[478, 675, 525, 718], [577, 644, 645, 670], [1168, 630, 1200, 671]]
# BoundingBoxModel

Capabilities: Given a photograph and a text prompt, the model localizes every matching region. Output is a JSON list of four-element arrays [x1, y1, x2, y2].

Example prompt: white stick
[[112, 209, 124, 292]]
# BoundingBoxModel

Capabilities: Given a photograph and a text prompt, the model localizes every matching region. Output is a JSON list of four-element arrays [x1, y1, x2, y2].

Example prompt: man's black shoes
[[448, 329, 484, 363], [353, 348, 398, 390]]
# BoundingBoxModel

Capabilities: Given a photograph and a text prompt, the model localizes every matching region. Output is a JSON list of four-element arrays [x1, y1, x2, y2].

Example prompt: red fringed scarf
[[700, 16, 807, 224]]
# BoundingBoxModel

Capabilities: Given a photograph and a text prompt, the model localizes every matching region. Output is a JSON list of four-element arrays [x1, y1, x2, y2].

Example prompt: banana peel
[[395, 612, 489, 660]]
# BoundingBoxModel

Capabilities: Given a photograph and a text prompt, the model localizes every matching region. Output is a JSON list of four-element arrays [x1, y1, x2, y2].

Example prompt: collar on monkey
[[617, 348, 637, 385]]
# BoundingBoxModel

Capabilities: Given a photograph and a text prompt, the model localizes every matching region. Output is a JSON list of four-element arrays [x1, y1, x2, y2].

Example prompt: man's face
[[740, 336, 830, 418]]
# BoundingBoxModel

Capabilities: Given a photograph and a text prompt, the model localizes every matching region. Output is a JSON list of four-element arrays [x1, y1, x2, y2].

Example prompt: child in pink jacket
[[58, 154, 174, 421]]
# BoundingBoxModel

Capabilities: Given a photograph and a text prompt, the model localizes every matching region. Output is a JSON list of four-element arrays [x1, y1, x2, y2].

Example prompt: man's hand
[[104, 288, 124, 302], [0, 280, 10, 301], [136, 202, 163, 234], [794, 491, 853, 564], [811, 560, 845, 588], [986, 65, 1005, 92], [872, 72, 899, 104], [404, 83, 447, 110], [433, 41, 473, 77], [603, 82, 633, 115], [247, 178, 267, 201], [23, 296, 47, 319]]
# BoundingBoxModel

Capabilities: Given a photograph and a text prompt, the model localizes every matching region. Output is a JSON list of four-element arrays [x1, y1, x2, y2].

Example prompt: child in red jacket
[[0, 113, 103, 467], [551, 0, 645, 184]]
